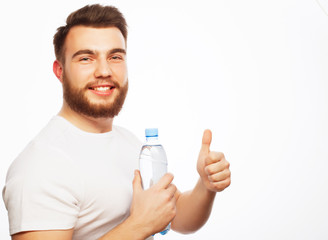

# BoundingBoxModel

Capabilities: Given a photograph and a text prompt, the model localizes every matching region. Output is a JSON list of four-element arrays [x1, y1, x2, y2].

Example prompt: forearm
[[171, 178, 216, 234]]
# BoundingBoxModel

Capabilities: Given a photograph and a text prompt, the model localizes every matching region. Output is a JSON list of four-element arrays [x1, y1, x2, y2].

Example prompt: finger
[[200, 129, 212, 155], [208, 169, 231, 183], [205, 157, 229, 174], [209, 178, 231, 191], [132, 169, 143, 193], [205, 151, 225, 166], [166, 184, 177, 198], [156, 173, 174, 189]]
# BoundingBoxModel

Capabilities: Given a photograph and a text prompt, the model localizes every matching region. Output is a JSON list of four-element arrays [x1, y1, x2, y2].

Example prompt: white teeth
[[94, 87, 110, 91]]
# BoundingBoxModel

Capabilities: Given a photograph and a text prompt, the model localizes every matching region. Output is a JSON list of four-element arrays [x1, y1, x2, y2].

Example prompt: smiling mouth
[[88, 85, 116, 95], [89, 86, 115, 91]]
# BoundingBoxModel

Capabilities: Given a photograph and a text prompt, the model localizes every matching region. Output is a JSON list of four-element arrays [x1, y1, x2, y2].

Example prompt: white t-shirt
[[2, 116, 152, 240]]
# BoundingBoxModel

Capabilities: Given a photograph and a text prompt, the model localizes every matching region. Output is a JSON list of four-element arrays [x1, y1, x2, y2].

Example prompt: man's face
[[61, 26, 128, 118]]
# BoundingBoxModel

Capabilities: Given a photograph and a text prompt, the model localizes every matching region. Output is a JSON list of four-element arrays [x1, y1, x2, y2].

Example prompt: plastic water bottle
[[139, 128, 170, 235]]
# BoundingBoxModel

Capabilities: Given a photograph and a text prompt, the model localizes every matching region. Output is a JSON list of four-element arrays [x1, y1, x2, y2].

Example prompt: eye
[[80, 57, 90, 61], [110, 54, 124, 62]]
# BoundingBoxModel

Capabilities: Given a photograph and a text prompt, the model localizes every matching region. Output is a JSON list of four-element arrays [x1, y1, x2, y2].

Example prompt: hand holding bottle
[[129, 170, 177, 237]]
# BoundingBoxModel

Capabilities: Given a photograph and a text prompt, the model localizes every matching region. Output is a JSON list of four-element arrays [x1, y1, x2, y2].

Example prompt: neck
[[58, 102, 114, 133]]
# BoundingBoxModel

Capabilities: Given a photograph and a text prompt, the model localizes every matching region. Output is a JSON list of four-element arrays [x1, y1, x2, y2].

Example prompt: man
[[2, 4, 231, 240]]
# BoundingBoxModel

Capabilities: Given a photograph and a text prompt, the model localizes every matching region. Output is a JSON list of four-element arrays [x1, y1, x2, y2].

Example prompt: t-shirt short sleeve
[[2, 141, 83, 235]]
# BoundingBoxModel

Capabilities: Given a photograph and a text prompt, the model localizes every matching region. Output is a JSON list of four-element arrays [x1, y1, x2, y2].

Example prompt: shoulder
[[4, 139, 83, 205], [3, 140, 82, 235], [4, 116, 76, 188], [3, 140, 83, 231], [6, 140, 71, 180]]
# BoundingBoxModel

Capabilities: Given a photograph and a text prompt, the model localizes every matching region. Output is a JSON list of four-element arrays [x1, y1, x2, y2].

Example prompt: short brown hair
[[53, 4, 128, 63]]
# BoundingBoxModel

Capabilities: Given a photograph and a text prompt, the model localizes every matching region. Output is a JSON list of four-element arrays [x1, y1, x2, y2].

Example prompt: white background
[[1, 0, 328, 239]]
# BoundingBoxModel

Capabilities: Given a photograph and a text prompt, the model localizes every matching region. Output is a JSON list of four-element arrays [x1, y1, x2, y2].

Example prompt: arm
[[11, 222, 144, 240], [171, 129, 231, 233], [12, 229, 74, 240], [12, 171, 177, 240]]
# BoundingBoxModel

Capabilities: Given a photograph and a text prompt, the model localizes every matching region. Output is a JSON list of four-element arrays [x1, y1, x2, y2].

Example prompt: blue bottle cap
[[145, 128, 158, 137]]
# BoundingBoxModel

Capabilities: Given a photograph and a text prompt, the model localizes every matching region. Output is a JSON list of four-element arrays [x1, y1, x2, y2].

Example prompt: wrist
[[125, 215, 153, 240], [198, 177, 216, 198]]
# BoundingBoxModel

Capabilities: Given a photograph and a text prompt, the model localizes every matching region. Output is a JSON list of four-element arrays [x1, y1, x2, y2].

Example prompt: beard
[[62, 72, 128, 119]]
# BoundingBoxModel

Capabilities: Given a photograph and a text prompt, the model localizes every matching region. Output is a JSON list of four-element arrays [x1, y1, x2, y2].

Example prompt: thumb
[[132, 169, 143, 193], [200, 129, 212, 155]]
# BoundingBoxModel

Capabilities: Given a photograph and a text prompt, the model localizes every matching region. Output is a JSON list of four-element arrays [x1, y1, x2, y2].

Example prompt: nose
[[94, 58, 112, 78]]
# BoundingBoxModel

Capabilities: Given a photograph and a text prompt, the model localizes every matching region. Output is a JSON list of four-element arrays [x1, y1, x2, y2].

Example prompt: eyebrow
[[109, 48, 126, 55], [71, 48, 126, 59]]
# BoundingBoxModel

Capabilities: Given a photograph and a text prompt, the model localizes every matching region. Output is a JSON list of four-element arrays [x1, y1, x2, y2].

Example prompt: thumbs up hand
[[197, 130, 231, 192]]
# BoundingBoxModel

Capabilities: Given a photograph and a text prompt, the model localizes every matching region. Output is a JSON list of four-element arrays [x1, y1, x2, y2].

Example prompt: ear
[[53, 60, 64, 83]]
